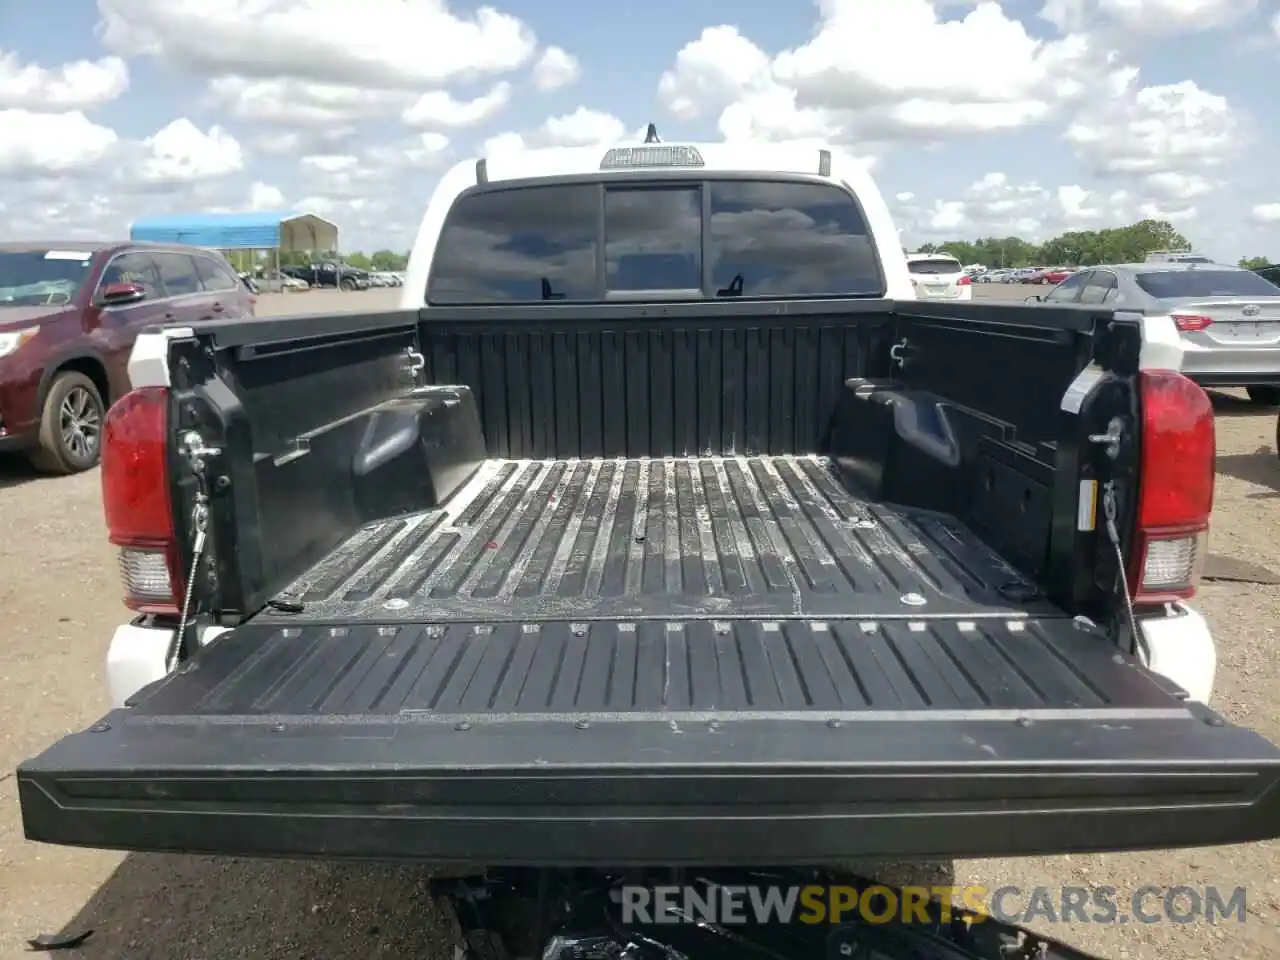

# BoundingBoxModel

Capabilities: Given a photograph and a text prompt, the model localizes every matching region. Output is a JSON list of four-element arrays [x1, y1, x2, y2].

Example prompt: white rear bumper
[[107, 619, 230, 709], [1137, 601, 1216, 704]]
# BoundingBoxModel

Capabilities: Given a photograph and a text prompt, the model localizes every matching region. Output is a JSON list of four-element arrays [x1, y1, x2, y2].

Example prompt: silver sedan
[[1025, 262, 1280, 404]]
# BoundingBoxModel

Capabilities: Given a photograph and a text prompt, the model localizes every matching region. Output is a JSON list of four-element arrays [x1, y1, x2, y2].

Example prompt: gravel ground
[[1, 285, 1277, 959]]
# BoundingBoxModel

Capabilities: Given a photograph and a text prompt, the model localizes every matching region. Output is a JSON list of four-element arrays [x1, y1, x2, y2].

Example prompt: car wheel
[[341, 277, 357, 291], [29, 371, 105, 475], [1246, 386, 1280, 406]]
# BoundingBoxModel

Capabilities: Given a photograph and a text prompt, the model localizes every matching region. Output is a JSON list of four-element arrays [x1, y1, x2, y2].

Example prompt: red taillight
[[101, 387, 183, 615], [1130, 370, 1214, 603], [1171, 313, 1213, 332], [957, 275, 971, 286]]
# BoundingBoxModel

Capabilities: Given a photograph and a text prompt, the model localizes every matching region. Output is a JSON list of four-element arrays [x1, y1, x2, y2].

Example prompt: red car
[[1032, 267, 1074, 285], [0, 241, 255, 474]]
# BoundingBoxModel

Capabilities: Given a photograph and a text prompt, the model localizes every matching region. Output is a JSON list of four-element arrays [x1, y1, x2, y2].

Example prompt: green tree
[[921, 219, 1194, 268], [1239, 256, 1273, 270], [370, 249, 409, 271]]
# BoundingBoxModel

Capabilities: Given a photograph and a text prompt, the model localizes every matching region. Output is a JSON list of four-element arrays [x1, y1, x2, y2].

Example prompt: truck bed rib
[[131, 617, 1176, 719], [267, 456, 1052, 624]]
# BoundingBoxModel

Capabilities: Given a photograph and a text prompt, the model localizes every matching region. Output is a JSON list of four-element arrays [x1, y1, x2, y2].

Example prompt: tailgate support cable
[[167, 500, 207, 671], [1101, 480, 1149, 662]]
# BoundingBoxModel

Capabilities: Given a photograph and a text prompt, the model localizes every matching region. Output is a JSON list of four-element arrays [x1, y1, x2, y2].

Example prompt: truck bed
[[18, 309, 1280, 868], [265, 455, 1054, 626]]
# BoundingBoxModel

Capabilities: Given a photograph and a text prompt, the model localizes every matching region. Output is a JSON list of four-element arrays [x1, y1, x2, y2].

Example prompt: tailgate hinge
[[1087, 417, 1124, 459]]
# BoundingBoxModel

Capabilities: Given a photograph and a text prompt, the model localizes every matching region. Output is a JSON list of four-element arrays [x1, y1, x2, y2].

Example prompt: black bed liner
[[19, 455, 1280, 863], [124, 618, 1183, 717], [264, 455, 1053, 624], [19, 611, 1280, 864]]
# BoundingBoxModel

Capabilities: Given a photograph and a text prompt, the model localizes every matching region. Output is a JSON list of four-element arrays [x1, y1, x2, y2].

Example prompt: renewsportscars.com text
[[619, 884, 1247, 927]]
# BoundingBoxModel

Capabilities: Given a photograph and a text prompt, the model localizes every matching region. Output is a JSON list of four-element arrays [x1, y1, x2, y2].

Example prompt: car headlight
[[0, 326, 40, 358]]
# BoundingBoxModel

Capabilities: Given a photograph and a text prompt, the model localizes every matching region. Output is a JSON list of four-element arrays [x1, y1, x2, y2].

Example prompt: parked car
[[1024, 262, 1280, 403], [0, 241, 255, 473], [904, 251, 972, 300], [282, 261, 370, 290], [1251, 263, 1280, 286], [1029, 267, 1074, 285]]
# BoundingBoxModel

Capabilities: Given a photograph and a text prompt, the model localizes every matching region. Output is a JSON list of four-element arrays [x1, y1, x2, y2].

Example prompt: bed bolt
[[575, 720, 590, 730], [707, 720, 720, 732], [900, 592, 927, 606], [88, 721, 110, 733], [1204, 716, 1225, 727], [826, 719, 842, 729], [1016, 717, 1033, 728], [272, 723, 285, 733], [455, 721, 472, 731]]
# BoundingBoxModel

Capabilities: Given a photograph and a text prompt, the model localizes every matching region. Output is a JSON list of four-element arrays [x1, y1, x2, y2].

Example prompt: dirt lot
[[1, 284, 1277, 959]]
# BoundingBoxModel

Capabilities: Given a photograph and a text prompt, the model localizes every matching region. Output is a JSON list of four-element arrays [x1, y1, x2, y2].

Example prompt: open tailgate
[[17, 615, 1280, 865]]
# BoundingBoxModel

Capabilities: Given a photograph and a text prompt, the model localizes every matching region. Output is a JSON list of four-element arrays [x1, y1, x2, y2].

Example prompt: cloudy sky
[[2, 0, 1279, 259]]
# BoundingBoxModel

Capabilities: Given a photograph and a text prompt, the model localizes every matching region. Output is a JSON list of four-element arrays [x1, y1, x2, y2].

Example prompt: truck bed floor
[[267, 456, 1054, 625]]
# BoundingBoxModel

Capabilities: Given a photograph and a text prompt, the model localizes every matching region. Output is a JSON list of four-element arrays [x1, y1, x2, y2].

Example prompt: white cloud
[[206, 76, 400, 128], [657, 26, 771, 121], [1143, 171, 1214, 201], [0, 50, 129, 110], [248, 182, 286, 210], [657, 5, 1115, 152], [541, 107, 626, 146], [1040, 0, 1255, 34], [531, 46, 581, 91], [402, 82, 511, 128], [1096, 0, 1256, 33], [0, 110, 119, 175], [894, 172, 1129, 242], [928, 201, 968, 232], [480, 107, 628, 156], [97, 0, 538, 88], [299, 134, 451, 199], [1253, 203, 1280, 224], [1065, 73, 1242, 174], [482, 131, 528, 156], [135, 118, 245, 185], [1062, 69, 1243, 221], [1057, 185, 1102, 221]]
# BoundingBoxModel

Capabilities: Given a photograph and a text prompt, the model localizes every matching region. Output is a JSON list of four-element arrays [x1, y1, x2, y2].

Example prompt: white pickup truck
[[14, 140, 1280, 958]]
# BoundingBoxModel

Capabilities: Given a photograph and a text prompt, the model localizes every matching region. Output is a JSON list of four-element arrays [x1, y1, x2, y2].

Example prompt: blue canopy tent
[[129, 211, 340, 290]]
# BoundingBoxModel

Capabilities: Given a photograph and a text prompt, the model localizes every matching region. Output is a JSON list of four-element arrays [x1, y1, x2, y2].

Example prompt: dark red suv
[[0, 241, 255, 474]]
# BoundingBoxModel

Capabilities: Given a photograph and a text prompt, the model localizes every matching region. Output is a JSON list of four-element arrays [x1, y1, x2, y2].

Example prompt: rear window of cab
[[907, 258, 962, 275], [427, 178, 887, 304]]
